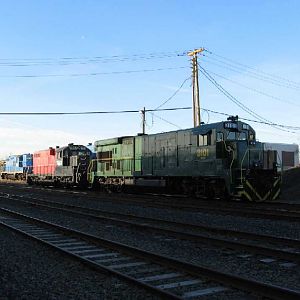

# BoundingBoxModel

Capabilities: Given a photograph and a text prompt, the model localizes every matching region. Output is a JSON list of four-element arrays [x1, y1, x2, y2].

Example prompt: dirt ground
[[279, 167, 300, 202]]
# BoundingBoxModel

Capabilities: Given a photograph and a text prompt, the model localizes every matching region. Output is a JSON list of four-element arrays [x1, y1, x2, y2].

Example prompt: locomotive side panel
[[1, 153, 33, 180], [90, 118, 281, 200], [33, 148, 56, 176]]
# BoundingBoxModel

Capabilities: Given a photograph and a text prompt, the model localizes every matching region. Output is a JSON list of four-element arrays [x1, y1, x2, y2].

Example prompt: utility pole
[[141, 107, 146, 134], [188, 48, 205, 127]]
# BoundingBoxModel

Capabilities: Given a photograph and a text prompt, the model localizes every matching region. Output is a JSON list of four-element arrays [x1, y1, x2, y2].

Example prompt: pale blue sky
[[0, 0, 299, 157]]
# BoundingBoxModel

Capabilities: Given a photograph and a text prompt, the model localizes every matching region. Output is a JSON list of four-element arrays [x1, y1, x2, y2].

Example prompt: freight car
[[27, 144, 92, 187], [87, 116, 281, 201], [1, 154, 33, 180]]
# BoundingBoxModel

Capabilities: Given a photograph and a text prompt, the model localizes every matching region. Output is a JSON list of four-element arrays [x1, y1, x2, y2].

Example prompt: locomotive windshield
[[227, 131, 248, 140], [225, 130, 250, 141], [194, 120, 256, 144]]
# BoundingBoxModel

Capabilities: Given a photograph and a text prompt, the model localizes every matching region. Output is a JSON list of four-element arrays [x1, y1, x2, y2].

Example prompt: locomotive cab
[[214, 116, 280, 201], [55, 144, 92, 187]]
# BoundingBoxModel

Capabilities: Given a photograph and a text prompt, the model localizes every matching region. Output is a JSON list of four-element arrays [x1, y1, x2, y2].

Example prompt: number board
[[69, 145, 86, 151], [196, 148, 209, 159]]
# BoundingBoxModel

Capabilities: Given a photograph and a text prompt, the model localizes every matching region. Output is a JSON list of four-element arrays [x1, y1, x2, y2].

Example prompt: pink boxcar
[[33, 148, 56, 175]]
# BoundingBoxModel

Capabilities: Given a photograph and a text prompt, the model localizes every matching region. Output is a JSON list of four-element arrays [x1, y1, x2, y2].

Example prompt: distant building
[[263, 143, 299, 171]]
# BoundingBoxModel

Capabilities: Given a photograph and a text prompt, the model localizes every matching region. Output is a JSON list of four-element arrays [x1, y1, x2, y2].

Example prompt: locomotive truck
[[87, 117, 281, 201]]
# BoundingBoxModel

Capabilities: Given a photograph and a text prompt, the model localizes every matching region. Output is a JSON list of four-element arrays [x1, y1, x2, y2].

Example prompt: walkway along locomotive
[[87, 117, 281, 201]]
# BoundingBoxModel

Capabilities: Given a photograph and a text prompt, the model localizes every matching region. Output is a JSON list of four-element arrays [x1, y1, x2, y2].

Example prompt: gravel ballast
[[1, 183, 300, 299], [0, 225, 159, 300], [1, 198, 299, 293]]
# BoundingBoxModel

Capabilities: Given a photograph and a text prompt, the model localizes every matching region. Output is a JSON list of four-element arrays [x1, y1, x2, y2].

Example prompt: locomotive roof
[[192, 120, 255, 135], [56, 144, 91, 152], [94, 120, 255, 145], [144, 120, 255, 137], [6, 153, 32, 159]]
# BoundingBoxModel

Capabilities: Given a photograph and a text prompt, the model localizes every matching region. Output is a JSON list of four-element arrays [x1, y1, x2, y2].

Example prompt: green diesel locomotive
[[87, 117, 281, 201]]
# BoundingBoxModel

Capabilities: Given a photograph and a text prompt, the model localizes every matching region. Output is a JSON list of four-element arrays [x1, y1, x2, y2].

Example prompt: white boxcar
[[263, 143, 299, 170]]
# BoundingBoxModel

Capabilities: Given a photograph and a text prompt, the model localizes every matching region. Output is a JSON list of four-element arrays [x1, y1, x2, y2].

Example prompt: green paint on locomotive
[[88, 119, 281, 201]]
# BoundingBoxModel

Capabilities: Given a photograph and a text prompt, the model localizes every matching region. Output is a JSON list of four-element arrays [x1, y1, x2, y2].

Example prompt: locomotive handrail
[[223, 140, 235, 184], [75, 163, 81, 183], [87, 159, 96, 182], [240, 148, 249, 184], [240, 147, 261, 184], [239, 145, 266, 185]]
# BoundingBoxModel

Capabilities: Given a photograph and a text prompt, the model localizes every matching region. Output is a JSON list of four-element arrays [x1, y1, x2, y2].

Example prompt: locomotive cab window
[[226, 131, 236, 140], [216, 132, 224, 142], [198, 131, 212, 146], [238, 132, 247, 140]]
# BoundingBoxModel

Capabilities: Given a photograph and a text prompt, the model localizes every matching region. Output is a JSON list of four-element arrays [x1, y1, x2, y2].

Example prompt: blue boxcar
[[1, 153, 33, 180]]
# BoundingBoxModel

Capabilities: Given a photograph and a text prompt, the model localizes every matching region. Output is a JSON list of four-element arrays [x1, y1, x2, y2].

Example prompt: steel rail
[[2, 194, 300, 263], [2, 184, 300, 218], [1, 207, 299, 300], [107, 196, 300, 222]]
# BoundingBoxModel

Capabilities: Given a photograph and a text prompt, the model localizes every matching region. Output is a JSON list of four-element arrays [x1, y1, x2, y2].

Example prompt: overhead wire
[[1, 104, 299, 131], [0, 50, 188, 67], [0, 107, 192, 115], [0, 66, 189, 78], [205, 48, 300, 88], [150, 112, 182, 129], [201, 108, 300, 130], [204, 69, 300, 107], [200, 54, 300, 91], [198, 65, 294, 133], [155, 76, 191, 110], [0, 47, 299, 133]]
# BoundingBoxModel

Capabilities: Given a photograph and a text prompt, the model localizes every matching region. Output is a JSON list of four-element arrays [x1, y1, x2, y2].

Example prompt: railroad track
[[1, 184, 300, 221], [102, 193, 300, 222], [1, 207, 299, 300], [2, 193, 300, 267]]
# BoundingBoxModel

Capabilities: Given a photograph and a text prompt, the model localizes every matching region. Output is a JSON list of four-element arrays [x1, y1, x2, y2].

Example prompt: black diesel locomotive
[[88, 116, 281, 201], [27, 144, 92, 188]]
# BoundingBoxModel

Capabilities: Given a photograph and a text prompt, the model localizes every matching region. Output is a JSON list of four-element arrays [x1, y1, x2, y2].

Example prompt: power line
[[150, 112, 182, 129], [205, 69, 300, 107], [200, 55, 300, 91], [0, 50, 188, 67], [1, 104, 299, 131], [0, 50, 187, 62], [0, 66, 189, 78], [199, 65, 272, 122], [204, 49, 300, 88], [198, 65, 294, 133], [0, 107, 192, 115], [151, 75, 192, 128], [202, 108, 300, 130], [155, 76, 191, 110]]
